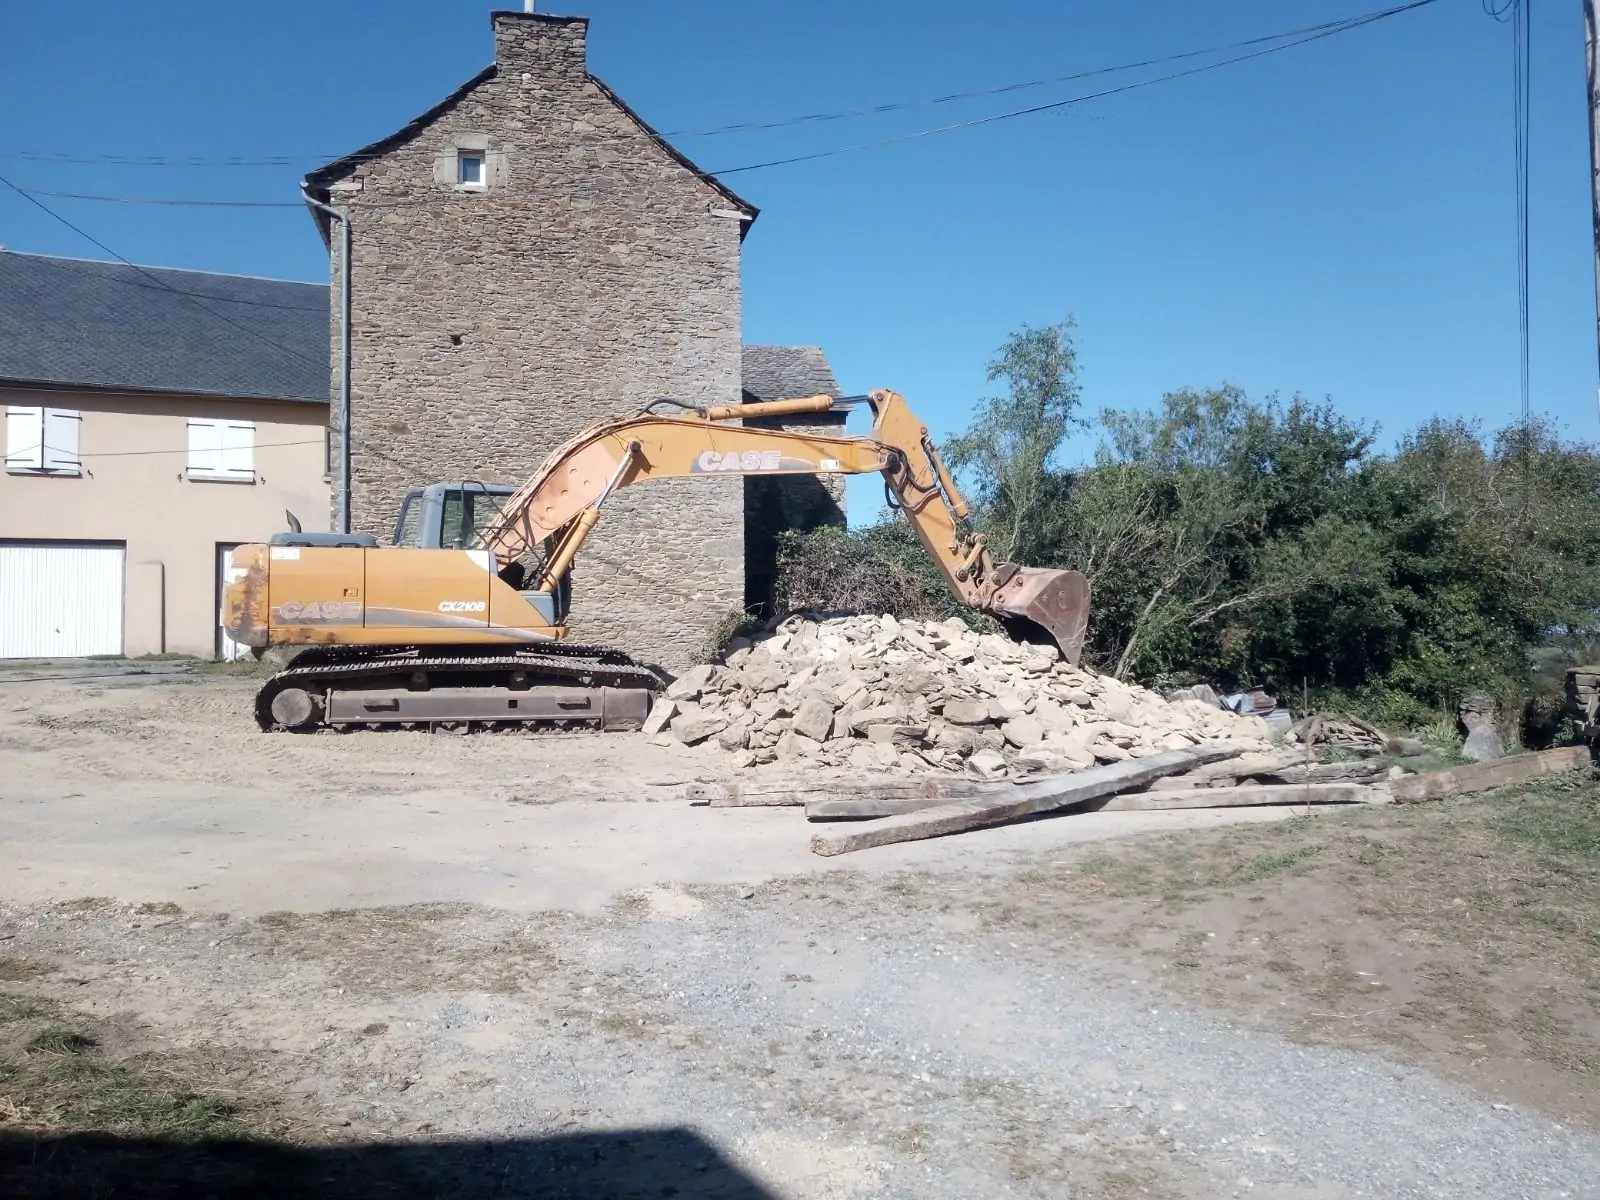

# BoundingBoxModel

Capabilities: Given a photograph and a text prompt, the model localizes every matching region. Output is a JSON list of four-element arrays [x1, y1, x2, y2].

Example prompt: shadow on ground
[[0, 1126, 776, 1199]]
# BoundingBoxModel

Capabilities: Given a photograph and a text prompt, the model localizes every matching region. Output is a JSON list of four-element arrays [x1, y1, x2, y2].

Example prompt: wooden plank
[[1188, 752, 1303, 781], [806, 789, 1007, 820], [808, 743, 1241, 856], [808, 778, 1383, 820], [1390, 745, 1590, 803], [1095, 782, 1387, 811], [689, 775, 992, 808], [1261, 761, 1390, 785]]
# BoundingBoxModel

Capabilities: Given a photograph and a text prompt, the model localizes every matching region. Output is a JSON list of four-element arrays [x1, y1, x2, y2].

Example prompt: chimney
[[491, 10, 588, 75]]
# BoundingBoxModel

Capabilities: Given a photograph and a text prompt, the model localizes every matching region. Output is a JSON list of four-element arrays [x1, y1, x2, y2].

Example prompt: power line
[[0, 151, 327, 167], [6, 0, 1443, 205], [708, 0, 1442, 176], [0, 172, 326, 367], [1, 0, 1443, 181], [669, 2, 1439, 139], [1514, 0, 1532, 436], [40, 438, 323, 459], [15, 187, 301, 208]]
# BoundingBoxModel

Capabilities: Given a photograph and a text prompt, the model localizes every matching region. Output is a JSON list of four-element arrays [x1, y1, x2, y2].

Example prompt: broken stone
[[791, 692, 839, 742], [965, 748, 1008, 781], [1001, 714, 1046, 749], [1013, 745, 1090, 776], [666, 664, 716, 702], [848, 700, 908, 733], [641, 698, 677, 737], [670, 707, 728, 746], [864, 723, 928, 747], [776, 730, 824, 760], [942, 698, 991, 726]]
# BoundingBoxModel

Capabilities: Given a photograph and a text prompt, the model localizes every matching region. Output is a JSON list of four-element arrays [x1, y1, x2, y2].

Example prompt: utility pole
[[1587, 0, 1600, 410]]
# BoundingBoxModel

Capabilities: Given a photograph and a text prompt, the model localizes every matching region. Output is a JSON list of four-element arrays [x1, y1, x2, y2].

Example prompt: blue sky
[[0, 0, 1591, 519]]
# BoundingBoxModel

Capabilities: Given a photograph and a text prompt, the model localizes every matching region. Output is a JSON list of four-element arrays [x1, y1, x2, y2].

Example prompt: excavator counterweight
[[225, 389, 1090, 732]]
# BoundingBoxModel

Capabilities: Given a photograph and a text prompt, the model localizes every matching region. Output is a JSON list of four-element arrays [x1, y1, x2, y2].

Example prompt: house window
[[5, 406, 81, 475], [187, 418, 255, 483], [458, 152, 485, 189]]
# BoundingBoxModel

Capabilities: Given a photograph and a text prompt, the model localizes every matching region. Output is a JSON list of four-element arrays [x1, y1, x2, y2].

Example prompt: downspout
[[300, 185, 353, 534]]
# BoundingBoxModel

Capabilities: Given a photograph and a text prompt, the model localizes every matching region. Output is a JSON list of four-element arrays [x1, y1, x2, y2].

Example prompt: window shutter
[[187, 419, 222, 476], [42, 409, 81, 473], [221, 422, 255, 479], [5, 407, 43, 470]]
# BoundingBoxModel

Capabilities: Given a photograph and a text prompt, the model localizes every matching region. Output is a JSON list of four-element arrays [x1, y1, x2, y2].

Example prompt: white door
[[216, 543, 250, 661], [0, 542, 124, 658]]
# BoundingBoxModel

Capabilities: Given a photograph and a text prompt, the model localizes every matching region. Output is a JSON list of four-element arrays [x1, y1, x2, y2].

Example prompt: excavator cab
[[393, 482, 517, 549], [391, 481, 573, 624]]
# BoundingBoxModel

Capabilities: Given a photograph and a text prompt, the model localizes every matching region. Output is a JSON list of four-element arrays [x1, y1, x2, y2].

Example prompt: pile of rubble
[[647, 613, 1277, 779]]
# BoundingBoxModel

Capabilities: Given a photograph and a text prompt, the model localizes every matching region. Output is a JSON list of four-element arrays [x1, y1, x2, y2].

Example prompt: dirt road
[[3, 672, 1598, 1198]]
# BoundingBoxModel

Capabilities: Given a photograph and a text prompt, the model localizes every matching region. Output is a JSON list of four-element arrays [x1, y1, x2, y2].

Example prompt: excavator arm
[[476, 389, 1089, 662]]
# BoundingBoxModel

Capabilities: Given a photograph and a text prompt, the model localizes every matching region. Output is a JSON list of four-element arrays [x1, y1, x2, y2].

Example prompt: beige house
[[0, 250, 329, 659]]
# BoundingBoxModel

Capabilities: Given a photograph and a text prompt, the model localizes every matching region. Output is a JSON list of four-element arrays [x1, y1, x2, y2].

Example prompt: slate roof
[[0, 251, 328, 403], [741, 345, 843, 408], [0, 252, 834, 415]]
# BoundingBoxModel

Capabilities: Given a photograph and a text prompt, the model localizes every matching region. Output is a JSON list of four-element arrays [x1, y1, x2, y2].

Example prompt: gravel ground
[[3, 673, 1597, 1197], [4, 874, 1596, 1199]]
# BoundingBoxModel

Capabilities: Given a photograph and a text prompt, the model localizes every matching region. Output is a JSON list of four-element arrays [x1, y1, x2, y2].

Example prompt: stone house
[[302, 9, 843, 668]]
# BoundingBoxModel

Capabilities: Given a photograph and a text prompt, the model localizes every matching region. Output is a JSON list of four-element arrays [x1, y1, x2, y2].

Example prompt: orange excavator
[[224, 389, 1089, 732]]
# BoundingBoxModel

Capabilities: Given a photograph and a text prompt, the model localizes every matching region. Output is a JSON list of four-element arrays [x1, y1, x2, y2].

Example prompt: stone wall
[[743, 418, 847, 618], [738, 346, 848, 617], [318, 12, 748, 669]]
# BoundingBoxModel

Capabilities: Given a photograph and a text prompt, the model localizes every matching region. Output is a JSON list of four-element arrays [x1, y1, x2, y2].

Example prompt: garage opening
[[0, 540, 125, 658]]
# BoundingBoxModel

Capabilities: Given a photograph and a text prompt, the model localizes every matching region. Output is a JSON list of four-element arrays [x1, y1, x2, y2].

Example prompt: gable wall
[[329, 14, 745, 669]]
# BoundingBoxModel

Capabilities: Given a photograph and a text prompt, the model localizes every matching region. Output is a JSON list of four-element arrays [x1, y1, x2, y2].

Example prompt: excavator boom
[[470, 389, 1089, 660]]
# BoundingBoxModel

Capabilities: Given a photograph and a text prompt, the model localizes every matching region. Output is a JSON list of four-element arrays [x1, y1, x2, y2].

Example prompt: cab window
[[393, 491, 424, 547], [440, 488, 508, 550]]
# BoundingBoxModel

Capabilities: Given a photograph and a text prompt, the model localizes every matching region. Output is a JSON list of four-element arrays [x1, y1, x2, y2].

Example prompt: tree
[[944, 318, 1082, 563], [776, 316, 1600, 729], [1061, 388, 1377, 680]]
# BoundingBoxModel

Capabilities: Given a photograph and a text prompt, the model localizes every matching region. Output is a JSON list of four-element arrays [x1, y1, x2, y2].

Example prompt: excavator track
[[253, 644, 661, 733]]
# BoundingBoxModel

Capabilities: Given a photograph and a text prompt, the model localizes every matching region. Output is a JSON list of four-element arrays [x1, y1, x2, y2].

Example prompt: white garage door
[[0, 542, 124, 658]]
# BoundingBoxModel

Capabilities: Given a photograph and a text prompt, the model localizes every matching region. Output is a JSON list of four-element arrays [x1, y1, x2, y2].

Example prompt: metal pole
[[300, 186, 353, 533], [1586, 0, 1600, 418]]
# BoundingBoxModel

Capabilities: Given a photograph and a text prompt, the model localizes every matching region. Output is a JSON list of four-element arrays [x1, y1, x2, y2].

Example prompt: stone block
[[791, 692, 838, 742], [641, 697, 677, 737], [671, 708, 728, 746]]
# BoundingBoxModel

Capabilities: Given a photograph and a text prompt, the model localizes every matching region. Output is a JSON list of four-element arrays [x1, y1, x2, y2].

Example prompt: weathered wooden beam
[[806, 778, 1382, 820], [688, 776, 1001, 808], [1094, 782, 1388, 811], [1390, 745, 1591, 803], [808, 743, 1241, 856]]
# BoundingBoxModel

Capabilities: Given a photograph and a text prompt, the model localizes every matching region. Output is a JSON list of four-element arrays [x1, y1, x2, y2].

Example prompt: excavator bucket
[[986, 565, 1091, 666]]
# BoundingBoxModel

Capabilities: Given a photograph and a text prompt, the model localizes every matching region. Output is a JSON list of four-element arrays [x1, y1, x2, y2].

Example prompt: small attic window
[[457, 152, 485, 189]]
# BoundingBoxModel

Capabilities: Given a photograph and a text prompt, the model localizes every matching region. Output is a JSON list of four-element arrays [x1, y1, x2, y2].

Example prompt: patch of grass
[[1492, 772, 1600, 861], [26, 1027, 98, 1055], [0, 956, 51, 982], [1230, 843, 1323, 883], [135, 901, 183, 917], [0, 993, 52, 1023], [0, 1054, 242, 1138], [57, 896, 115, 915]]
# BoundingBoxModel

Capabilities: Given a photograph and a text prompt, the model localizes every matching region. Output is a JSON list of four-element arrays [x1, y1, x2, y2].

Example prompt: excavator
[[223, 389, 1090, 732]]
